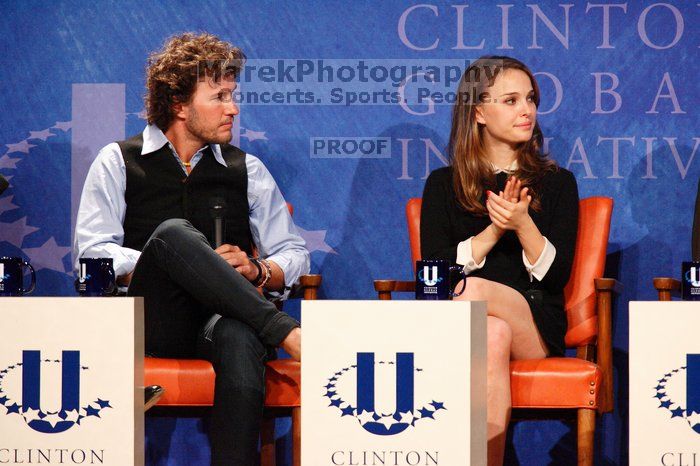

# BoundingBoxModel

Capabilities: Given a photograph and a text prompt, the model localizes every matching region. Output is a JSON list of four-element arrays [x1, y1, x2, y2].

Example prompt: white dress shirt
[[74, 125, 310, 296]]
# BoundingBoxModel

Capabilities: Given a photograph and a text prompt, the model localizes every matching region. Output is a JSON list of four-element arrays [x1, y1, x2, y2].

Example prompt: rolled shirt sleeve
[[246, 155, 310, 300], [522, 236, 556, 282], [455, 236, 485, 274]]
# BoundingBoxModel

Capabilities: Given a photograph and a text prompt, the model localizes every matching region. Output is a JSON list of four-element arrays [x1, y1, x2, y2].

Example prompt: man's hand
[[215, 244, 259, 282]]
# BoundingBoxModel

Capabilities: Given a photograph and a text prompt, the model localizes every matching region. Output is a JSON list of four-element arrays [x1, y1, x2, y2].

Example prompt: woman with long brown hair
[[421, 56, 579, 465]]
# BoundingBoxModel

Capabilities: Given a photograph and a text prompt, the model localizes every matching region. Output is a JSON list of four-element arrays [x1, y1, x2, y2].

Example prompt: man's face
[[181, 76, 239, 145]]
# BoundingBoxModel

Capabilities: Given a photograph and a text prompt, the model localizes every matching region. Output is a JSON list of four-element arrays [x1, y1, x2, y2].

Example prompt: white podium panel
[[0, 298, 144, 465], [302, 300, 486, 466], [630, 301, 700, 466]]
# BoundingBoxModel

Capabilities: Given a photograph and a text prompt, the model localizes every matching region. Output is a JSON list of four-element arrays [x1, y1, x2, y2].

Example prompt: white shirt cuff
[[522, 237, 556, 282], [456, 237, 485, 274]]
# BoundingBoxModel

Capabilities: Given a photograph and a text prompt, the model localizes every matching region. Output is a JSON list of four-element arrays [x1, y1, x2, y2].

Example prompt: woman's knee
[[459, 277, 491, 301], [487, 316, 513, 361]]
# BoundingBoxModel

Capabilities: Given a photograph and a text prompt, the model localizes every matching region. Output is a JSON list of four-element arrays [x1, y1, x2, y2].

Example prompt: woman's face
[[475, 69, 537, 148]]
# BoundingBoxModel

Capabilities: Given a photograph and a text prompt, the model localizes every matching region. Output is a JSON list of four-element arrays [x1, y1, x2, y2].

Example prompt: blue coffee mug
[[75, 258, 116, 296], [415, 259, 466, 300], [0, 257, 36, 296]]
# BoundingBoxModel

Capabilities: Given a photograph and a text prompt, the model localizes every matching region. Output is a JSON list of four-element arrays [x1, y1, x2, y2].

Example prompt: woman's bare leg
[[455, 277, 548, 466]]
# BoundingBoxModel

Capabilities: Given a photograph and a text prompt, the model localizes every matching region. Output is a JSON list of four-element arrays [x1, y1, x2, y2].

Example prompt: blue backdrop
[[1, 1, 698, 464]]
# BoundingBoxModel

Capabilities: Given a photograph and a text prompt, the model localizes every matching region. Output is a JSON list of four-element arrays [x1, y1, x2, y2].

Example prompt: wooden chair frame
[[653, 277, 681, 301], [374, 197, 620, 466]]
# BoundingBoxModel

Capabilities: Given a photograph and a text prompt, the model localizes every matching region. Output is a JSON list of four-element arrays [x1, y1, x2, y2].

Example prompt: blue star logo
[[322, 357, 445, 435], [6, 403, 20, 414], [84, 406, 101, 418], [653, 356, 700, 435], [95, 399, 111, 409], [0, 355, 113, 433]]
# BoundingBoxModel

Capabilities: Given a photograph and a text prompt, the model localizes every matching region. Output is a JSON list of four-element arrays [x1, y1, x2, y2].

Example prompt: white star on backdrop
[[0, 217, 39, 248], [5, 141, 36, 154], [0, 196, 19, 215], [64, 409, 80, 423], [22, 407, 41, 423], [23, 237, 71, 273], [356, 410, 374, 425], [241, 128, 268, 142], [128, 110, 147, 120], [377, 415, 395, 429], [0, 155, 20, 169], [52, 121, 71, 131], [297, 227, 337, 254], [399, 411, 414, 424], [28, 129, 56, 141], [687, 411, 700, 425], [42, 413, 62, 428]]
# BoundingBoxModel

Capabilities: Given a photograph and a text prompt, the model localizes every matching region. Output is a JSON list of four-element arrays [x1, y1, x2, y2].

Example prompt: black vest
[[118, 133, 252, 253]]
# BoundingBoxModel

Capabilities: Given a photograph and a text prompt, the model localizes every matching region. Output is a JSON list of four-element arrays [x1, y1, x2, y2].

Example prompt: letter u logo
[[690, 267, 700, 287], [356, 352, 414, 436], [22, 350, 80, 433], [423, 266, 439, 286]]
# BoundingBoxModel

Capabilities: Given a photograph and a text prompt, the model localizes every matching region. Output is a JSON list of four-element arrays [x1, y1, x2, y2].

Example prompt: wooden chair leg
[[260, 416, 276, 466], [577, 408, 596, 466], [292, 407, 301, 466]]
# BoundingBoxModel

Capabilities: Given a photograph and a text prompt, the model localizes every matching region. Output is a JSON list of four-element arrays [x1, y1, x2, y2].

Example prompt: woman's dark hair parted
[[447, 56, 556, 215], [145, 32, 246, 131]]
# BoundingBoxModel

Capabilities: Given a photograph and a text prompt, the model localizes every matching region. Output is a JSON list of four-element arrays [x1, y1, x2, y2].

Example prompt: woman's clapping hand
[[486, 176, 532, 232]]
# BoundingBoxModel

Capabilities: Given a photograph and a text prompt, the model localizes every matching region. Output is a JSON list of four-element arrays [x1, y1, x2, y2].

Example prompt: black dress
[[420, 166, 579, 356]]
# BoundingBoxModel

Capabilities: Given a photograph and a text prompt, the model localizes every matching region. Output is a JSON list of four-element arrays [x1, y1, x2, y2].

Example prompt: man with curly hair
[[74, 32, 308, 465]]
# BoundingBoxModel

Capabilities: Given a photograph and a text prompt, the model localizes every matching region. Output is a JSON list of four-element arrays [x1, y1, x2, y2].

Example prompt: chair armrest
[[299, 274, 322, 300], [653, 277, 681, 301], [594, 277, 623, 294], [593, 277, 621, 414], [373, 280, 415, 300]]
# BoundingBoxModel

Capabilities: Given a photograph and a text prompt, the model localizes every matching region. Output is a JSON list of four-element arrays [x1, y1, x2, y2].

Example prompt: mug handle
[[449, 265, 467, 298], [21, 260, 36, 295], [102, 263, 116, 296]]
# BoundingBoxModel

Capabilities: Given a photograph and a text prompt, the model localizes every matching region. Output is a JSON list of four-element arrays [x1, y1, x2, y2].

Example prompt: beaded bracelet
[[249, 257, 263, 284], [260, 259, 272, 288], [257, 258, 272, 289]]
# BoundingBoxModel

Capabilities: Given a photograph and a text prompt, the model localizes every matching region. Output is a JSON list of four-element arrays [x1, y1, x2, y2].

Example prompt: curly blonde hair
[[145, 32, 246, 131]]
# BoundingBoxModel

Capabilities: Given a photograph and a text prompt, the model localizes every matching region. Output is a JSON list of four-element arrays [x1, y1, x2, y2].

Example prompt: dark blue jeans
[[128, 219, 299, 465]]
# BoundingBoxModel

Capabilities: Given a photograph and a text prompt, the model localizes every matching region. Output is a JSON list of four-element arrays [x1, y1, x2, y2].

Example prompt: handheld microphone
[[0, 175, 8, 195], [210, 198, 227, 248]]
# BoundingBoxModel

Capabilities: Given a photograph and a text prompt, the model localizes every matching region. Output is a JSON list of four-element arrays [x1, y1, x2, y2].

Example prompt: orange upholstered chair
[[374, 197, 619, 466], [144, 203, 320, 466]]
